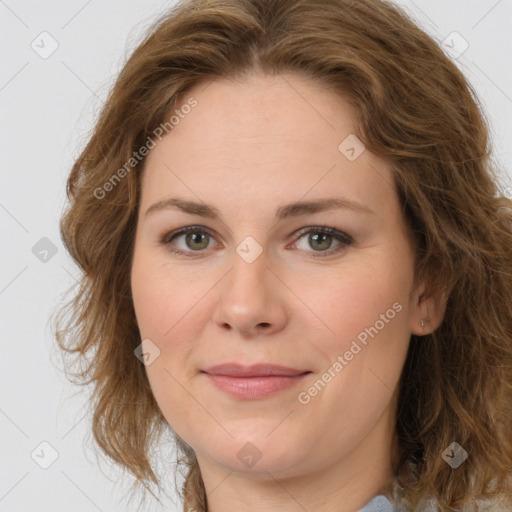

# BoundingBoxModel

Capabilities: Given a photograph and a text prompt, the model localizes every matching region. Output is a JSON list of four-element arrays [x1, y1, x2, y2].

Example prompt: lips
[[201, 363, 311, 399], [202, 363, 309, 377]]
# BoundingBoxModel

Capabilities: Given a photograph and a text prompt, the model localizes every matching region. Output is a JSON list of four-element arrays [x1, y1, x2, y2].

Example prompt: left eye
[[160, 225, 353, 257], [291, 226, 353, 256]]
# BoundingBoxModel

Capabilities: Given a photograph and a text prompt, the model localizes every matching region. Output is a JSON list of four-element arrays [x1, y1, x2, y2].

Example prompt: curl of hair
[[53, 0, 512, 510]]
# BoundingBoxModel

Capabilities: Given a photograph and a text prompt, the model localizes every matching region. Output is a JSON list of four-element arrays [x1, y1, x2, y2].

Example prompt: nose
[[210, 247, 288, 338]]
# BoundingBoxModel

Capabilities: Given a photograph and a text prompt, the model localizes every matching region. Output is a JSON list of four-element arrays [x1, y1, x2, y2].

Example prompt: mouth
[[200, 363, 312, 400]]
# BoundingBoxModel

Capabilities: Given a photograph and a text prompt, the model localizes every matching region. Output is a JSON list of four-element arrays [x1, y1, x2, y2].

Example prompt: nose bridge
[[211, 239, 286, 335], [227, 239, 270, 297]]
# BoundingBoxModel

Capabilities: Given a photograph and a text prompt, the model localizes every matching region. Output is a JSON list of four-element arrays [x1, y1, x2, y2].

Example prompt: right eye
[[160, 226, 218, 257]]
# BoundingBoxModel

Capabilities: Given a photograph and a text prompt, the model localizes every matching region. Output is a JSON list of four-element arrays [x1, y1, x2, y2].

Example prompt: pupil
[[311, 233, 331, 251], [188, 233, 208, 249]]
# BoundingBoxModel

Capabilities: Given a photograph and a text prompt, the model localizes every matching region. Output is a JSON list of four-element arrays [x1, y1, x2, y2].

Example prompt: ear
[[409, 280, 448, 336]]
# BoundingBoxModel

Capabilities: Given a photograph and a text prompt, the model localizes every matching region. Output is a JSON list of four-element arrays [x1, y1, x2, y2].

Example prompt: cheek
[[295, 269, 410, 435], [131, 249, 203, 341], [302, 260, 409, 347], [296, 256, 412, 407], [131, 263, 200, 438], [132, 273, 202, 388], [130, 251, 211, 401]]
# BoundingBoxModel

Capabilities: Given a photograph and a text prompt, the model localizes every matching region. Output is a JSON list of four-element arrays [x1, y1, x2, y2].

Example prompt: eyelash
[[160, 225, 353, 258]]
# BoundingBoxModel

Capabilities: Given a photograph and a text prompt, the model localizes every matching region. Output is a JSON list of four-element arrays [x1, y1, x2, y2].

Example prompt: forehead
[[140, 72, 396, 217], [165, 72, 359, 148]]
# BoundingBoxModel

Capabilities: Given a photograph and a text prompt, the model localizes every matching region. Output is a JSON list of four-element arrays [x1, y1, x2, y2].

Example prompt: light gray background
[[1, 1, 511, 511]]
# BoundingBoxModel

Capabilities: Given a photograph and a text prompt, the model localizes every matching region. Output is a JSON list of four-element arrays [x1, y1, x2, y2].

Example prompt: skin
[[130, 72, 446, 512]]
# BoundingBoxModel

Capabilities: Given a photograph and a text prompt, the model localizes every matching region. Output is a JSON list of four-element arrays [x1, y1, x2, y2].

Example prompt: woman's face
[[131, 72, 432, 487]]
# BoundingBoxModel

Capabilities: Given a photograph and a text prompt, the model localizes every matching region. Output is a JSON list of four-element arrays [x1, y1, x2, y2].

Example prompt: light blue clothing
[[357, 493, 509, 511], [357, 494, 438, 511], [358, 495, 395, 512]]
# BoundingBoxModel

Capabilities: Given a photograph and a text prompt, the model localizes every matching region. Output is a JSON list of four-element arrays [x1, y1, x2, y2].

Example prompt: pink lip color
[[201, 364, 310, 399], [204, 374, 309, 399]]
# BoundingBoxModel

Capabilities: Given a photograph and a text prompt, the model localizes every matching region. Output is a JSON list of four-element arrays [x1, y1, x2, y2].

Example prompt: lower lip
[[203, 373, 310, 399]]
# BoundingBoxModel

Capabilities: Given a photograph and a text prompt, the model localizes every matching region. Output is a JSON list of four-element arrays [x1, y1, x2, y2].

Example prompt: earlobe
[[414, 293, 431, 335], [410, 284, 448, 336]]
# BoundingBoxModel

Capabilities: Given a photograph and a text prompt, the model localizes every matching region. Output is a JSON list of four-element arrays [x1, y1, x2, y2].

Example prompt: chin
[[197, 430, 308, 477]]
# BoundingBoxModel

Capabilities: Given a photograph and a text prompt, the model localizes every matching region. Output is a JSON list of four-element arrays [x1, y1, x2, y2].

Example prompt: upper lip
[[202, 363, 310, 377]]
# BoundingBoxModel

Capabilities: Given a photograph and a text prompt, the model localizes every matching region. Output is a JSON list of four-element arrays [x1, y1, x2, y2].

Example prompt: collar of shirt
[[358, 495, 395, 512]]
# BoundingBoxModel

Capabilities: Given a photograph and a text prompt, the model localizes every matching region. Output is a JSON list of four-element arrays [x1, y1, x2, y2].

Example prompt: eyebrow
[[145, 196, 375, 220]]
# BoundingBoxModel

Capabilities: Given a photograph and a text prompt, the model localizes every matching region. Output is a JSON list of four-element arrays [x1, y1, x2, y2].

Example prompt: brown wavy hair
[[53, 0, 512, 510]]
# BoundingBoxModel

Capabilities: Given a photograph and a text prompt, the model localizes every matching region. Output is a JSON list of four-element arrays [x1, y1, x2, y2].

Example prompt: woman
[[54, 0, 512, 510]]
